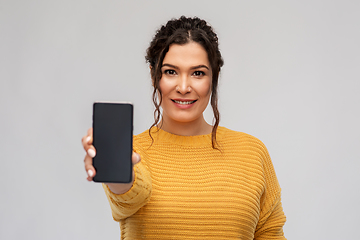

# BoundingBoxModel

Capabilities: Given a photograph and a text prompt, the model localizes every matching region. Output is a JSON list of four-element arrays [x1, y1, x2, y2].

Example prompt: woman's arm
[[102, 160, 152, 221], [82, 128, 152, 220], [254, 142, 287, 240]]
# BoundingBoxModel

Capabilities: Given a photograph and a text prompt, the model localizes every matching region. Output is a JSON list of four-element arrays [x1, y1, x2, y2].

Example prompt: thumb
[[132, 152, 141, 165]]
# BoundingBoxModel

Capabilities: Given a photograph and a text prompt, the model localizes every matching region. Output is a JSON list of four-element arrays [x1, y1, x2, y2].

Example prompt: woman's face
[[159, 42, 212, 125]]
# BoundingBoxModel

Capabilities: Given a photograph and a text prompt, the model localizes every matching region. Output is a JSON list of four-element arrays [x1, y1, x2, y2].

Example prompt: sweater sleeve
[[102, 160, 152, 221], [254, 142, 286, 240]]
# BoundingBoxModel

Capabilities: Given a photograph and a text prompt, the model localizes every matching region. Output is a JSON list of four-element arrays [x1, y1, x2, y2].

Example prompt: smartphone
[[92, 102, 133, 183]]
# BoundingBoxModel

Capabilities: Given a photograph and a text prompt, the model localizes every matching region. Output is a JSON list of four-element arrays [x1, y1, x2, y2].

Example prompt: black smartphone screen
[[92, 102, 133, 183]]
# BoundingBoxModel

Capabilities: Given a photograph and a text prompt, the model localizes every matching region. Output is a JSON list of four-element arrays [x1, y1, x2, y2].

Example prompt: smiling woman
[[146, 16, 224, 149], [159, 42, 213, 136], [81, 16, 287, 240]]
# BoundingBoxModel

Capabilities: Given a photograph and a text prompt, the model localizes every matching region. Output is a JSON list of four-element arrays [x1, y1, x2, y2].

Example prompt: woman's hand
[[82, 128, 141, 194]]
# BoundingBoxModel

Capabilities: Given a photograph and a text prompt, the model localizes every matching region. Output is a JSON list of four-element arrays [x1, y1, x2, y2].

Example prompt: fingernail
[[86, 136, 91, 143], [87, 169, 94, 177], [87, 148, 96, 158], [136, 153, 140, 162]]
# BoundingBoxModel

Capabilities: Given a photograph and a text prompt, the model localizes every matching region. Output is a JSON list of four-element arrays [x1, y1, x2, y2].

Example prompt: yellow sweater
[[103, 126, 286, 239]]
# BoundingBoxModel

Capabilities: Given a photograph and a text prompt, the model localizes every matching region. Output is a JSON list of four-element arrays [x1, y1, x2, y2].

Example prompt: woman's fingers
[[82, 141, 96, 158], [82, 128, 96, 157], [82, 128, 96, 180], [87, 147, 96, 158], [83, 127, 139, 182], [82, 128, 93, 149], [87, 128, 93, 143], [84, 154, 96, 181]]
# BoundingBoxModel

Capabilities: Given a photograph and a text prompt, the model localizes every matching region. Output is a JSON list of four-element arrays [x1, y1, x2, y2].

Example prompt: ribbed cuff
[[102, 162, 152, 220]]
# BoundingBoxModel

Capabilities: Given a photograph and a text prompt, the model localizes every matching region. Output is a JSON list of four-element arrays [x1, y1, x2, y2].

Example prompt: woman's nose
[[176, 75, 191, 94]]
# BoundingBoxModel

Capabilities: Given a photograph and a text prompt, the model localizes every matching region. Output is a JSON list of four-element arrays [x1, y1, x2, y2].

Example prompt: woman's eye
[[164, 69, 176, 75], [193, 71, 205, 76]]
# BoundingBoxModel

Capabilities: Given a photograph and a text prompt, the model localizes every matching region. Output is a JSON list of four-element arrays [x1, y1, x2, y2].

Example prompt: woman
[[82, 16, 286, 239]]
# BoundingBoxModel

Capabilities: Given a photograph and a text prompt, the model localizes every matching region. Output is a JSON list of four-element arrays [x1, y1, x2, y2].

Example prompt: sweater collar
[[150, 126, 225, 147]]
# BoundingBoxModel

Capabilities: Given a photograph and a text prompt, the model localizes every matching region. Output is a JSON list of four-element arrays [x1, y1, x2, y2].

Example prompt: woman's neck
[[159, 116, 212, 136]]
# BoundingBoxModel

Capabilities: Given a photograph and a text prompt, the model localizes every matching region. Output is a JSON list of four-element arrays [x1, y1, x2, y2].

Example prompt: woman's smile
[[171, 98, 197, 109]]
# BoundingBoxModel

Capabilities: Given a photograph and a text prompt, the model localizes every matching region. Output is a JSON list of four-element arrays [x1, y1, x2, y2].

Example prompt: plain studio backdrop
[[1, 1, 359, 239]]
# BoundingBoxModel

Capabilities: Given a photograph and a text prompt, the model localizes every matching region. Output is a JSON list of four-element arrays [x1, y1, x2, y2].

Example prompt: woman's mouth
[[171, 99, 197, 109], [172, 99, 197, 105]]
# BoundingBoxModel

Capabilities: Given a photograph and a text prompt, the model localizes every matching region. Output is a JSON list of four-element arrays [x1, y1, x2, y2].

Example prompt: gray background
[[1, 0, 359, 239]]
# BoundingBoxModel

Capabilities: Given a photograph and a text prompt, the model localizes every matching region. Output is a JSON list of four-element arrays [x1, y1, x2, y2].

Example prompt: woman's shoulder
[[132, 129, 154, 153], [217, 126, 267, 148], [218, 126, 261, 140], [134, 129, 152, 142], [217, 126, 272, 165]]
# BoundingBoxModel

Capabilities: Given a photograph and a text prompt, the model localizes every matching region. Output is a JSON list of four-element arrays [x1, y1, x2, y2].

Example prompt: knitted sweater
[[103, 126, 286, 239]]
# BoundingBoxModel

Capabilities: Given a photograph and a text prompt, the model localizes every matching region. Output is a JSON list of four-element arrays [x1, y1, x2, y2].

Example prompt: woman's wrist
[[106, 181, 134, 195]]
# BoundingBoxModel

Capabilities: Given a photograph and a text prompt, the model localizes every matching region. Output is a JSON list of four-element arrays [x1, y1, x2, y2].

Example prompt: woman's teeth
[[173, 100, 196, 105]]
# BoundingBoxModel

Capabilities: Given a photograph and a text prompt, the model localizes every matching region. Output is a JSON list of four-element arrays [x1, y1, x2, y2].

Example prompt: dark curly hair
[[145, 16, 224, 149]]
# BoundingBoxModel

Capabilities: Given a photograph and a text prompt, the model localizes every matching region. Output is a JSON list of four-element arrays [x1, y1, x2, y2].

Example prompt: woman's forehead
[[163, 42, 210, 69]]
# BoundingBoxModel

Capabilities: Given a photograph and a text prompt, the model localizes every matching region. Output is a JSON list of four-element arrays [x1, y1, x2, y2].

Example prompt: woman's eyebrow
[[162, 63, 179, 69], [190, 65, 209, 70], [161, 63, 209, 70]]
